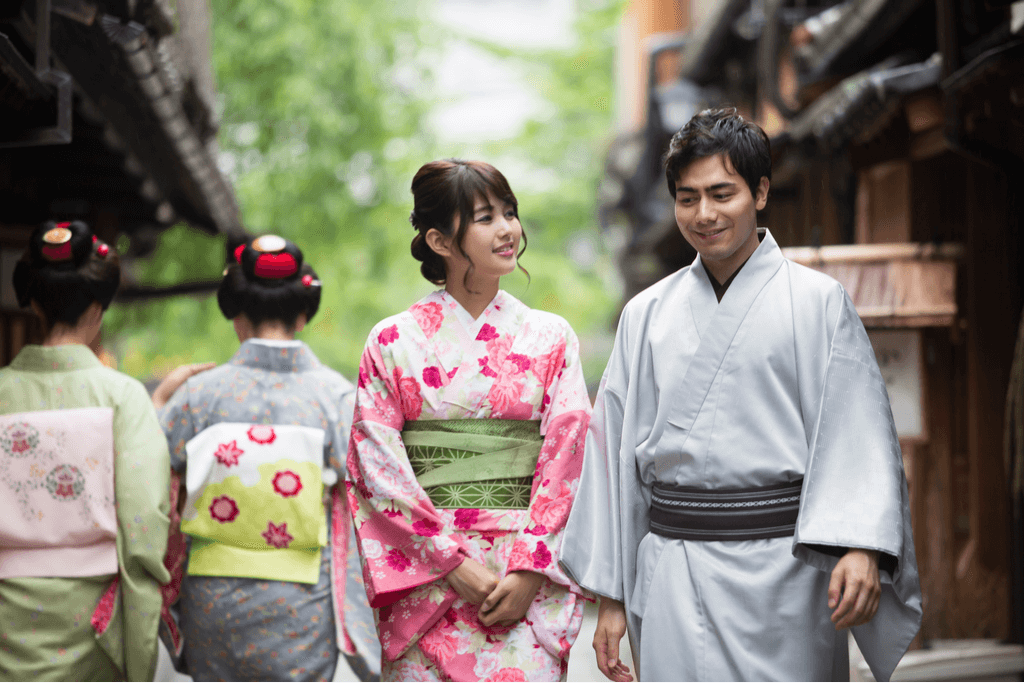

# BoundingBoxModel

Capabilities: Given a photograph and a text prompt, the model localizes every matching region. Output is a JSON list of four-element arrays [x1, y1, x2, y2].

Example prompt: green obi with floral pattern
[[402, 419, 542, 509]]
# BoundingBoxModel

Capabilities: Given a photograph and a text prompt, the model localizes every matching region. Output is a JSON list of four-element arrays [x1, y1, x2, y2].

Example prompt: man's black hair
[[663, 107, 771, 199]]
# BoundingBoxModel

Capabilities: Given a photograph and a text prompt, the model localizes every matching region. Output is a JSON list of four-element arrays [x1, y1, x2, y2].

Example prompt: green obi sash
[[402, 419, 542, 509]]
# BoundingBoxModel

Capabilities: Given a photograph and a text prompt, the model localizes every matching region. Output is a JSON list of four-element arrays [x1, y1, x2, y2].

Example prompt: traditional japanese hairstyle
[[217, 234, 321, 327], [12, 220, 120, 326], [409, 158, 527, 286]]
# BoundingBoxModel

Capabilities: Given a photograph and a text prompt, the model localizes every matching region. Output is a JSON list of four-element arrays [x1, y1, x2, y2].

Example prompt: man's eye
[[715, 194, 733, 201]]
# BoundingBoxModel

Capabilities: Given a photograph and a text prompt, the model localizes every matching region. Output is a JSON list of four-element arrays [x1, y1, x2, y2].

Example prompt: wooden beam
[[783, 241, 964, 265]]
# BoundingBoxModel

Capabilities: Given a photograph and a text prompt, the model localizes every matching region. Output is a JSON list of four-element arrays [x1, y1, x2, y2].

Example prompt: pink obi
[[0, 407, 118, 579]]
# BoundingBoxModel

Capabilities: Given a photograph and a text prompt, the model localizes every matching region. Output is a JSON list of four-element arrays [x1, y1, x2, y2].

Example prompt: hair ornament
[[41, 226, 74, 261], [252, 234, 287, 253], [97, 243, 109, 257], [234, 244, 246, 263], [254, 252, 298, 278], [301, 274, 321, 288]]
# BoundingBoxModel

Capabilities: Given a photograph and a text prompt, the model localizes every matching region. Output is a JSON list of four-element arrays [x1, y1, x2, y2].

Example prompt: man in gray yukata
[[560, 108, 922, 682]]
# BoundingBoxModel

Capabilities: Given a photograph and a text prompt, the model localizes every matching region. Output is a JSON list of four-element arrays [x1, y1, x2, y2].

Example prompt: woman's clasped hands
[[448, 557, 546, 627]]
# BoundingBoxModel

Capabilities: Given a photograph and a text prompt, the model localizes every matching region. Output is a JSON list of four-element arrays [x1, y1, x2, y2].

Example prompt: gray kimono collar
[[228, 339, 322, 373]]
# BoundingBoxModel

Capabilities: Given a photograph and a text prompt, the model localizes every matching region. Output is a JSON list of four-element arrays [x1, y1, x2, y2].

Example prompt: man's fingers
[[831, 577, 861, 626], [837, 583, 871, 629], [827, 566, 845, 610]]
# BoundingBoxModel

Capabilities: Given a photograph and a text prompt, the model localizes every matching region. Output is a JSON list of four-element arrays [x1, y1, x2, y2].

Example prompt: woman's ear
[[425, 228, 453, 258], [293, 313, 308, 334]]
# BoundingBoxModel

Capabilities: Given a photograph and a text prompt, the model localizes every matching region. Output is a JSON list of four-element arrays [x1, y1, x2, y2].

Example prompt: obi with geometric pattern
[[650, 479, 803, 542], [0, 407, 118, 579], [403, 419, 542, 510], [182, 422, 327, 584]]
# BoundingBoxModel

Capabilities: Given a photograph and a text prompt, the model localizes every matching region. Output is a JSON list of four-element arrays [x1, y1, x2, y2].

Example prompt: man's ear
[[755, 176, 770, 211], [425, 228, 453, 258]]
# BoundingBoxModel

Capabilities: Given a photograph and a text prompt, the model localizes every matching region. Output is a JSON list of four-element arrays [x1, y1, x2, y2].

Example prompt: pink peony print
[[261, 520, 294, 548], [422, 366, 443, 389], [272, 470, 303, 497], [393, 368, 423, 420], [377, 325, 399, 346], [507, 539, 531, 570], [478, 356, 497, 378], [214, 440, 244, 467], [358, 366, 370, 388], [530, 342, 566, 386], [247, 425, 276, 444], [412, 519, 440, 537], [411, 301, 444, 339], [532, 541, 552, 569], [385, 548, 411, 572], [504, 353, 531, 374], [487, 375, 524, 416], [489, 668, 527, 682], [209, 495, 240, 523], [476, 323, 499, 341], [419, 627, 462, 661], [530, 482, 573, 529], [453, 508, 479, 530], [525, 524, 548, 536]]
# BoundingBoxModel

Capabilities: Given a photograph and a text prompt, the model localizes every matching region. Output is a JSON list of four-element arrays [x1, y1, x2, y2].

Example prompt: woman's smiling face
[[453, 190, 522, 281]]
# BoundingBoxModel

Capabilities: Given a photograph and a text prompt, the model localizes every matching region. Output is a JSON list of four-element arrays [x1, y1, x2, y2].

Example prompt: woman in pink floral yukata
[[348, 159, 592, 681]]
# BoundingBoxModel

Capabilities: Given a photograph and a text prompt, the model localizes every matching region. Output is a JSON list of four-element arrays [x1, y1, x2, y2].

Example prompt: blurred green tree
[[105, 0, 623, 387]]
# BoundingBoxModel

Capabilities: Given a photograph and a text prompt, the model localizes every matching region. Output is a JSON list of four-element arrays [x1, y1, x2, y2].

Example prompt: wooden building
[[603, 0, 1024, 656], [0, 0, 244, 366]]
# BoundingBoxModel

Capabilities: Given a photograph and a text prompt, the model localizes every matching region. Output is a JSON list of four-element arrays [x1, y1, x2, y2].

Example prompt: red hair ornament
[[41, 226, 73, 262], [254, 253, 298, 279]]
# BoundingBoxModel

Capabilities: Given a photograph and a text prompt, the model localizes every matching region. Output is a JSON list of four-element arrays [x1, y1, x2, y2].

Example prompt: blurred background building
[[0, 0, 244, 364], [602, 0, 1024, 677]]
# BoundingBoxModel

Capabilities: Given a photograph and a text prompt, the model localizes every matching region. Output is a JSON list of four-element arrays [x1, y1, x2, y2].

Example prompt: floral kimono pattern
[[160, 340, 380, 681], [348, 289, 592, 682]]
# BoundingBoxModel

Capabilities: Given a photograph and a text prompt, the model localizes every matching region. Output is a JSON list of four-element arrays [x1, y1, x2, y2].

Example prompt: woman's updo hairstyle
[[13, 220, 121, 326], [217, 234, 321, 328], [409, 158, 526, 285]]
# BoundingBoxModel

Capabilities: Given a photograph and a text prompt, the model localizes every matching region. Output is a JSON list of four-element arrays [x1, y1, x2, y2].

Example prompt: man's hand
[[478, 571, 545, 627], [448, 557, 499, 605], [593, 597, 633, 682], [151, 362, 216, 410], [829, 548, 881, 630]]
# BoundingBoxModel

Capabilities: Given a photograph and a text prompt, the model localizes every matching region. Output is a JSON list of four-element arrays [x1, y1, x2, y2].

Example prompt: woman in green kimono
[[0, 220, 171, 681]]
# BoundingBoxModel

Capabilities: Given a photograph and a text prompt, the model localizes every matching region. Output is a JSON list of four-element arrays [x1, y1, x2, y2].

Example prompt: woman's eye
[[505, 210, 517, 219], [476, 214, 492, 223]]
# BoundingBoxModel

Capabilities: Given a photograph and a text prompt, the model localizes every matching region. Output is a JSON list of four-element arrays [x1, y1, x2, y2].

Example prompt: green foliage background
[[105, 0, 624, 387]]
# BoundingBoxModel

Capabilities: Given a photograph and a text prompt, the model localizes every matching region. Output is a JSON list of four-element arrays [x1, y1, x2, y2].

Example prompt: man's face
[[674, 153, 769, 280]]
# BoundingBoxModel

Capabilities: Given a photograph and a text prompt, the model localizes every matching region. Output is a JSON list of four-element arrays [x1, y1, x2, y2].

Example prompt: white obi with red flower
[[0, 408, 118, 579], [182, 423, 327, 584]]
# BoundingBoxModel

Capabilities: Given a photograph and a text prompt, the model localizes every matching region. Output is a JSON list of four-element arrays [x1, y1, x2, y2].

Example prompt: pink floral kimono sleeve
[[504, 323, 590, 587], [346, 335, 467, 609]]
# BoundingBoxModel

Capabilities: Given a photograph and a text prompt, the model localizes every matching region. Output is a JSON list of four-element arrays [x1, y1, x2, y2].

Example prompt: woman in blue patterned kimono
[[156, 235, 381, 681]]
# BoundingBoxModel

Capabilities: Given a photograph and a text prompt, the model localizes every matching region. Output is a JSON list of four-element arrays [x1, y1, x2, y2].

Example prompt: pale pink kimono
[[347, 290, 591, 681]]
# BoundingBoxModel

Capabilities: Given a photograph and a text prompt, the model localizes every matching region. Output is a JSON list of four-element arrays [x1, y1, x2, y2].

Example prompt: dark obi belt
[[650, 479, 803, 542]]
